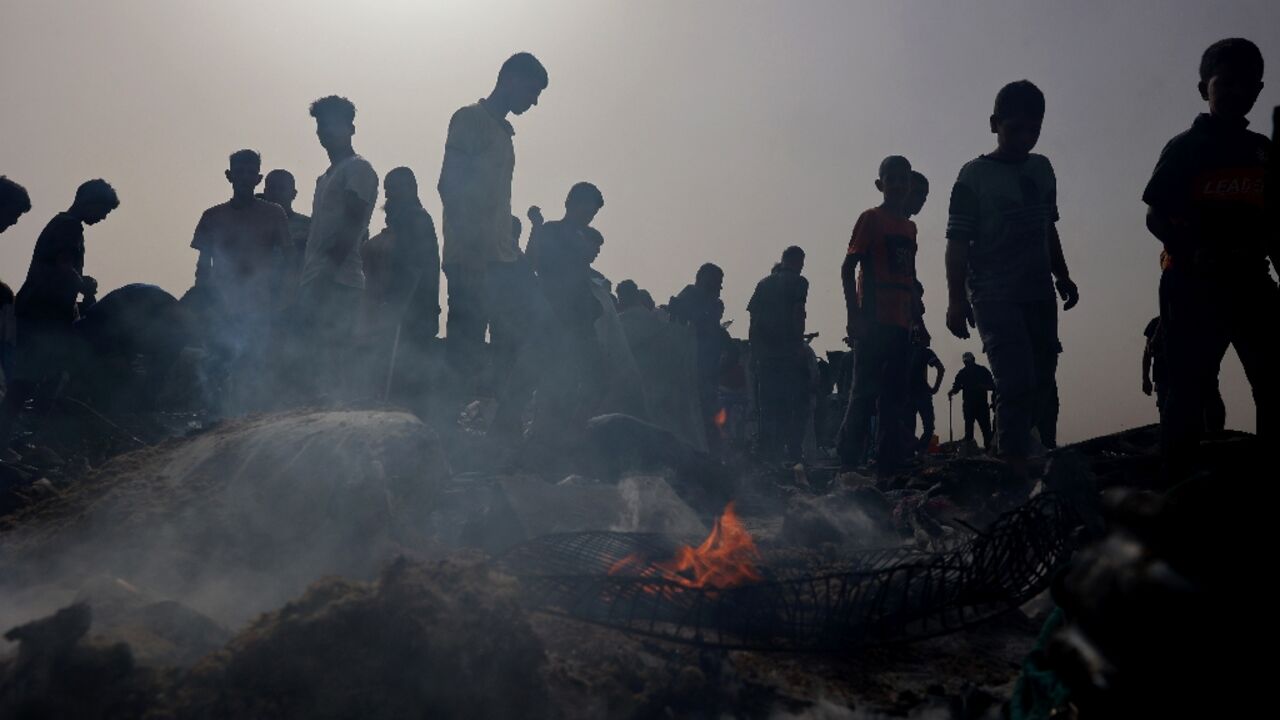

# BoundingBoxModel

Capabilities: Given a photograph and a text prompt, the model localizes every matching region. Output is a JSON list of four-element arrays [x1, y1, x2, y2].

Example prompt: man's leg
[[443, 263, 488, 389], [837, 330, 889, 468], [917, 393, 936, 452], [973, 301, 1036, 465], [1229, 278, 1280, 442], [755, 359, 783, 460], [1203, 379, 1226, 433], [1160, 267, 1230, 470], [1026, 301, 1061, 450], [489, 260, 550, 436], [976, 407, 993, 450], [963, 409, 976, 443], [874, 326, 911, 473], [782, 358, 810, 463]]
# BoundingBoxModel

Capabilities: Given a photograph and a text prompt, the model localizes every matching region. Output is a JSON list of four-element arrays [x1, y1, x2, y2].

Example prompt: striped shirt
[[946, 154, 1059, 303]]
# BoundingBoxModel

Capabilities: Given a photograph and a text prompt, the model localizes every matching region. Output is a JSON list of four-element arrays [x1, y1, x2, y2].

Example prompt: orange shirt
[[847, 207, 918, 328]]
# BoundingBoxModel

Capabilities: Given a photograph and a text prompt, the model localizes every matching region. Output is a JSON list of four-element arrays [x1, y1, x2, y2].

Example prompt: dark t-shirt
[[668, 284, 725, 381], [1142, 113, 1271, 275], [16, 212, 85, 325], [951, 364, 994, 408], [747, 267, 808, 359]]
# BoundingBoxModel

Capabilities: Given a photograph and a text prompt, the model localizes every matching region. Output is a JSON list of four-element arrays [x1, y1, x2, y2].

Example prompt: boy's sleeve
[[345, 161, 380, 208], [847, 210, 877, 256], [1141, 137, 1187, 213], [946, 166, 980, 245], [1043, 157, 1060, 222], [191, 209, 213, 251]]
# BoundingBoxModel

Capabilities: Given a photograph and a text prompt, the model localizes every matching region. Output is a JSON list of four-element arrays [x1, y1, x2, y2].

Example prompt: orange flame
[[714, 407, 728, 430], [609, 502, 762, 589]]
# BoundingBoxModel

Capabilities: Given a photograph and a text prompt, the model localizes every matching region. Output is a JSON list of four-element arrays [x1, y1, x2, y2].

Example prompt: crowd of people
[[0, 38, 1274, 484]]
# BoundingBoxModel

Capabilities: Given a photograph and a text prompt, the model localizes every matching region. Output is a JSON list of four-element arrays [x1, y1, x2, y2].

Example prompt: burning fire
[[609, 502, 762, 589], [713, 407, 728, 431]]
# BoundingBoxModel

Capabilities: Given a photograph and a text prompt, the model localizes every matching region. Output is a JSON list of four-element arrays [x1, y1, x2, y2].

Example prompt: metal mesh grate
[[496, 493, 1079, 651]]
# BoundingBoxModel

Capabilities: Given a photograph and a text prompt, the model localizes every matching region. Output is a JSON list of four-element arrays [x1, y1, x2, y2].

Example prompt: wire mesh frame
[[498, 493, 1079, 652]]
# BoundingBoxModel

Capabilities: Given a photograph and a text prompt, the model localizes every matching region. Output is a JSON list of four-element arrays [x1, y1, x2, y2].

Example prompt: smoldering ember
[[0, 3, 1276, 719]]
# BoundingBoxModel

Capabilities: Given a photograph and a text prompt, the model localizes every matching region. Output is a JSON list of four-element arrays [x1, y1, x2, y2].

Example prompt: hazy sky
[[2, 1, 1278, 443]]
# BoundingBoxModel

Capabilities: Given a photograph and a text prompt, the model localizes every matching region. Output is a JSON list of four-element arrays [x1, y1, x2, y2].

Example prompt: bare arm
[[1049, 224, 1079, 310], [842, 252, 865, 338], [944, 236, 974, 338], [1142, 344, 1154, 396], [929, 357, 945, 395], [325, 188, 372, 266]]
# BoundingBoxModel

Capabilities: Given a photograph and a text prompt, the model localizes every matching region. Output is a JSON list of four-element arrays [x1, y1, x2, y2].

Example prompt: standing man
[[298, 95, 379, 402], [747, 247, 810, 464], [191, 149, 292, 412], [0, 177, 33, 387], [949, 352, 995, 450], [438, 52, 548, 400], [669, 263, 729, 455], [262, 169, 312, 289], [1, 180, 119, 440], [906, 327, 945, 453]]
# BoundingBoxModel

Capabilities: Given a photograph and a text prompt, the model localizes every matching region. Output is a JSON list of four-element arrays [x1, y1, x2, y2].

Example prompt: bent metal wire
[[497, 493, 1079, 651]]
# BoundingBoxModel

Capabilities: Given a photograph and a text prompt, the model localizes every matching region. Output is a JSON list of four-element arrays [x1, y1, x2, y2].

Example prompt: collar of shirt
[[478, 98, 515, 136], [1193, 112, 1250, 134]]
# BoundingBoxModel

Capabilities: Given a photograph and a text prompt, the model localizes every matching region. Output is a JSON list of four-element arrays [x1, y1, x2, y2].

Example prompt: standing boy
[[837, 156, 919, 474], [945, 81, 1079, 479]]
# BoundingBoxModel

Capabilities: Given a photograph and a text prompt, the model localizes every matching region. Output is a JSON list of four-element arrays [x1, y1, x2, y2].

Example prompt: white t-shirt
[[302, 154, 379, 289]]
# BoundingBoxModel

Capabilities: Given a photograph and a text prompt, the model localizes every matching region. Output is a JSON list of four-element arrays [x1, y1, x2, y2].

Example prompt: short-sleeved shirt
[[951, 364, 994, 408], [847, 207, 918, 328], [946, 154, 1059, 304], [747, 266, 809, 359], [16, 212, 85, 325], [302, 154, 379, 289], [192, 199, 291, 301], [1142, 113, 1270, 275], [438, 101, 518, 268]]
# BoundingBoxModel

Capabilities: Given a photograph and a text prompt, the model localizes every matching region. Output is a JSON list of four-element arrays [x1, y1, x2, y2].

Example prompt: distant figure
[[837, 156, 919, 474], [668, 263, 729, 455], [945, 80, 1079, 478], [907, 327, 945, 453], [191, 149, 292, 411], [1143, 38, 1275, 471], [0, 177, 32, 385], [528, 182, 606, 434], [949, 352, 994, 449], [747, 246, 809, 464], [0, 179, 119, 440], [438, 52, 548, 393], [262, 170, 311, 292], [361, 166, 439, 401], [298, 95, 379, 402], [1142, 315, 1225, 432], [0, 176, 32, 235]]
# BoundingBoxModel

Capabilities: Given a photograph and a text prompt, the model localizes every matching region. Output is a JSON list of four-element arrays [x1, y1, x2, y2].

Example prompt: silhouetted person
[[945, 81, 1079, 478], [262, 169, 311, 293], [438, 52, 548, 392], [528, 182, 606, 434], [747, 246, 809, 464], [949, 352, 994, 449], [837, 156, 919, 474], [298, 95, 379, 402], [907, 327, 945, 453], [0, 177, 33, 385], [1143, 315, 1225, 433], [0, 180, 119, 441], [669, 263, 728, 455], [191, 149, 292, 412], [361, 166, 439, 402], [1144, 39, 1276, 473], [0, 176, 32, 235]]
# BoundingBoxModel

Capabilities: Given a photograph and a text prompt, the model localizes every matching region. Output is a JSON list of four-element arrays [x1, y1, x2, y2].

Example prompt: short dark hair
[[499, 52, 549, 88], [695, 262, 724, 284], [1200, 38, 1264, 82], [265, 169, 295, 187], [310, 95, 357, 126], [74, 179, 119, 209], [993, 80, 1046, 121], [0, 176, 32, 215], [910, 171, 929, 189], [566, 181, 604, 208], [229, 149, 261, 169], [781, 245, 805, 263], [878, 155, 911, 178]]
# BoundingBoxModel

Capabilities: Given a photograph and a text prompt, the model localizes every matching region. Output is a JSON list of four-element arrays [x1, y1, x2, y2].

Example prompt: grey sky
[[2, 0, 1277, 443]]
